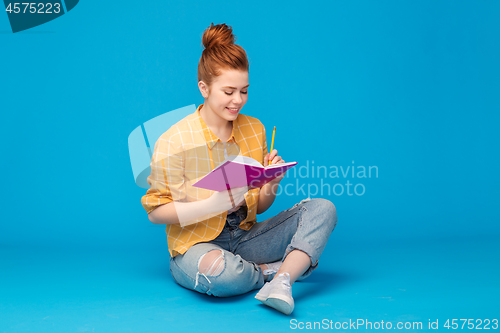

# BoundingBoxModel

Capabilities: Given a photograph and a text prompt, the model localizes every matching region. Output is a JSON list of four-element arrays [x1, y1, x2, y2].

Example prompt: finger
[[237, 186, 248, 196], [236, 196, 246, 206], [266, 151, 276, 164], [271, 155, 282, 164], [230, 199, 243, 211], [232, 196, 245, 208], [229, 186, 246, 192], [270, 149, 278, 159], [232, 186, 248, 196], [235, 185, 249, 192], [235, 186, 248, 196]]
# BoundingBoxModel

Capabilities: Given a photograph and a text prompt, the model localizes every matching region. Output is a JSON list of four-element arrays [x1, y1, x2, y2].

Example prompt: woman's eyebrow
[[221, 84, 250, 89]]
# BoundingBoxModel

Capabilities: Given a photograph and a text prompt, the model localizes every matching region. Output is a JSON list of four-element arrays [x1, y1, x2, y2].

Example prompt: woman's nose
[[233, 94, 242, 104]]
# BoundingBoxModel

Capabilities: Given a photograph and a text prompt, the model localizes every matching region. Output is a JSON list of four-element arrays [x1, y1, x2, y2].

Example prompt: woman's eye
[[225, 91, 248, 95]]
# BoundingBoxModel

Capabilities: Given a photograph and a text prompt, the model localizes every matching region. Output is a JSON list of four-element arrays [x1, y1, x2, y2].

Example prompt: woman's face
[[200, 69, 249, 122]]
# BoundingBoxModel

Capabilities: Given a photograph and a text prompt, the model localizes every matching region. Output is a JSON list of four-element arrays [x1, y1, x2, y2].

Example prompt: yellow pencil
[[269, 126, 276, 165]]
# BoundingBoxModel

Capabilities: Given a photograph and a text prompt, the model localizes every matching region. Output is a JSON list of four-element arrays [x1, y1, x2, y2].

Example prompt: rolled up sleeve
[[141, 133, 185, 214]]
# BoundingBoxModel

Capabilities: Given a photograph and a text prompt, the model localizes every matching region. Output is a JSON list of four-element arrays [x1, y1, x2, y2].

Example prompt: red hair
[[198, 23, 249, 88]]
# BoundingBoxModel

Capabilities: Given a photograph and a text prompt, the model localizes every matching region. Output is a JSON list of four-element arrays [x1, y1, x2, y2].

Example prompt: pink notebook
[[192, 155, 297, 191]]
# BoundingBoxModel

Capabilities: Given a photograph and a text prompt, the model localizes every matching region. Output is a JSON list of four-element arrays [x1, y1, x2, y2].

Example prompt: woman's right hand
[[209, 186, 249, 213]]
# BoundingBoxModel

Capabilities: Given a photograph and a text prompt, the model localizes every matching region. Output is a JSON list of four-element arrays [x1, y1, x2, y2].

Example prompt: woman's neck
[[200, 103, 233, 137]]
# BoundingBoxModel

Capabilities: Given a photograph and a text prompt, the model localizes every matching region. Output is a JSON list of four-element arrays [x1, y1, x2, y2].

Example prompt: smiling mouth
[[226, 107, 239, 113]]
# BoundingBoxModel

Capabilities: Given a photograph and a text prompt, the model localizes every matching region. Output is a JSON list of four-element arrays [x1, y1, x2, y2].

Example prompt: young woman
[[141, 23, 337, 315]]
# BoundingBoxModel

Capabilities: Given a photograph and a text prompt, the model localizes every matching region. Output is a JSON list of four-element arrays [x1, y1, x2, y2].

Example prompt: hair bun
[[197, 22, 249, 86], [202, 23, 236, 51]]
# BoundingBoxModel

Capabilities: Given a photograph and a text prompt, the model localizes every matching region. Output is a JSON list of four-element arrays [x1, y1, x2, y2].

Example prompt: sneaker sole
[[258, 293, 294, 315], [255, 293, 267, 302]]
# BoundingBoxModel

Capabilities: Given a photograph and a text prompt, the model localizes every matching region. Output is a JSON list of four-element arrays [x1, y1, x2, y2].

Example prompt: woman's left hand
[[263, 149, 286, 183]]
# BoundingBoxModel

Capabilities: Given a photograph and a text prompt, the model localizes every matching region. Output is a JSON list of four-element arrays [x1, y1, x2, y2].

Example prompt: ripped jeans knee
[[170, 245, 266, 297], [194, 250, 225, 289]]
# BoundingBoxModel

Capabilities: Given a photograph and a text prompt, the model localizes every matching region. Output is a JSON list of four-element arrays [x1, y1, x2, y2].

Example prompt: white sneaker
[[255, 272, 294, 315], [262, 260, 282, 282]]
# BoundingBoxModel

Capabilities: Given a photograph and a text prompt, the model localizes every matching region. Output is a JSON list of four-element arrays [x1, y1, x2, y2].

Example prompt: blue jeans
[[169, 198, 337, 297]]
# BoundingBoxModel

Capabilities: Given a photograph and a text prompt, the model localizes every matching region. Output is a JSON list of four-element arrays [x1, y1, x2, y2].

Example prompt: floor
[[1, 235, 499, 333]]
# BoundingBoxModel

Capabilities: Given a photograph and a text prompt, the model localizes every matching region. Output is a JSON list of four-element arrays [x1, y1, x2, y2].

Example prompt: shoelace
[[263, 261, 282, 276], [280, 279, 291, 290], [277, 273, 291, 290]]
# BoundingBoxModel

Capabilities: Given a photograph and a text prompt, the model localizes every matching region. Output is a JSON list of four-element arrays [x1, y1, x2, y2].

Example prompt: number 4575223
[[444, 319, 498, 330], [5, 3, 61, 14]]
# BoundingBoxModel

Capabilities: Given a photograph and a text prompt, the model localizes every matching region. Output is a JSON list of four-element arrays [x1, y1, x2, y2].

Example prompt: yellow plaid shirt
[[141, 104, 268, 257]]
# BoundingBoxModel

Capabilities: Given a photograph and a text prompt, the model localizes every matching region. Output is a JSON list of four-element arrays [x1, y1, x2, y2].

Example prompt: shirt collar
[[196, 104, 239, 149]]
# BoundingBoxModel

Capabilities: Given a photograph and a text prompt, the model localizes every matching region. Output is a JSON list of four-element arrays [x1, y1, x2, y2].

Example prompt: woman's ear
[[198, 81, 209, 99]]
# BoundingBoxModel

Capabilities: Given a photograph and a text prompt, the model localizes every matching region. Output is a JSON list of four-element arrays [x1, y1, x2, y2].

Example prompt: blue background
[[1, 1, 499, 332]]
